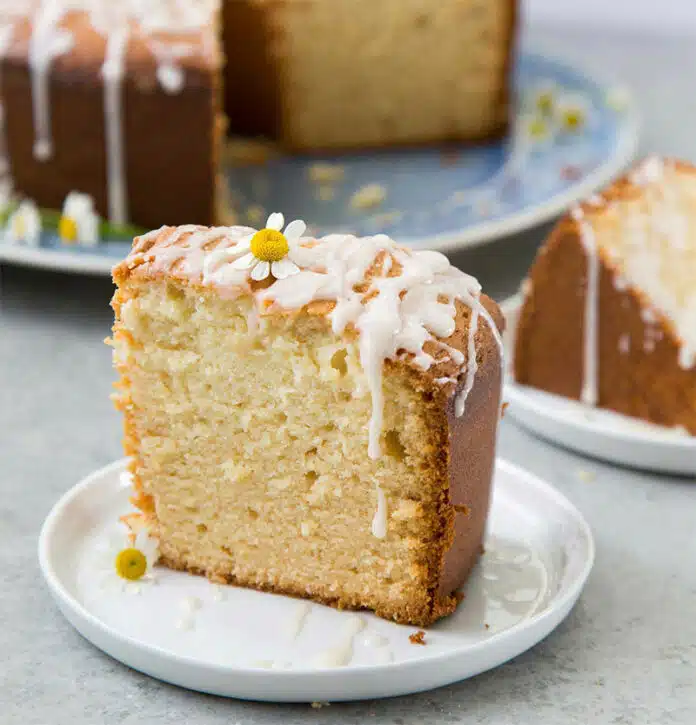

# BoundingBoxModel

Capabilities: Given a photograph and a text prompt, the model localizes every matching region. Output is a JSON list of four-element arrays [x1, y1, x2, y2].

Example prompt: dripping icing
[[102, 26, 129, 225], [371, 483, 387, 539], [572, 206, 599, 406], [29, 0, 74, 161]]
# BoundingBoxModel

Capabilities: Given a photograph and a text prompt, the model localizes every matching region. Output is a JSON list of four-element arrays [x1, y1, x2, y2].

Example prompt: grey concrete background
[[1, 26, 695, 725]]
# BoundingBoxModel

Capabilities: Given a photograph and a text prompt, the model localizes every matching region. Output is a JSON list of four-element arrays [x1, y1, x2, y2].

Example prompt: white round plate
[[502, 296, 696, 475], [39, 458, 594, 702], [2, 52, 637, 276]]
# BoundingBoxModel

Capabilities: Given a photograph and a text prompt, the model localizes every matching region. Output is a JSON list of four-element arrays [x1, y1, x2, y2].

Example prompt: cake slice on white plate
[[110, 213, 504, 626]]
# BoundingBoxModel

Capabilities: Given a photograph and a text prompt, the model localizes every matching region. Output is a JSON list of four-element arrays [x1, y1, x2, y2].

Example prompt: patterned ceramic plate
[[1, 52, 638, 276]]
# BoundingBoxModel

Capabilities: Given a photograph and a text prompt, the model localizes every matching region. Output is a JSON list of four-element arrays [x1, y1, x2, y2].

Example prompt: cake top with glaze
[[0, 0, 218, 74], [114, 214, 504, 453]]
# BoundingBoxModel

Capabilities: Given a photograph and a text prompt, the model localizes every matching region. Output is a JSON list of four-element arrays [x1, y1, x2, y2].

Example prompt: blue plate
[[0, 52, 638, 275]]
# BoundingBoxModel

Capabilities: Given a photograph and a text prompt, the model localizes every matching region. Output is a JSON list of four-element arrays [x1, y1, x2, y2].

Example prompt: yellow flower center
[[562, 108, 585, 130], [59, 216, 78, 243], [115, 547, 147, 580], [527, 116, 549, 140], [250, 228, 289, 262], [535, 91, 554, 115]]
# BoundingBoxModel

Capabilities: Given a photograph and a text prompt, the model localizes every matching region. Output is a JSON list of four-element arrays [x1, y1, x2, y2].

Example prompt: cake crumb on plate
[[409, 630, 427, 645]]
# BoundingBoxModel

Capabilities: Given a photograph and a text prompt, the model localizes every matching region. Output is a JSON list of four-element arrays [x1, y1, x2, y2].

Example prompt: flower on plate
[[6, 200, 41, 246], [556, 95, 589, 133], [59, 192, 100, 246], [525, 115, 551, 143], [95, 527, 160, 592], [530, 83, 557, 116], [231, 212, 305, 281]]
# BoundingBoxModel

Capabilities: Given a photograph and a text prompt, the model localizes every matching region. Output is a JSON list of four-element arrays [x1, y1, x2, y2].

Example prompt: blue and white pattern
[[0, 52, 638, 275]]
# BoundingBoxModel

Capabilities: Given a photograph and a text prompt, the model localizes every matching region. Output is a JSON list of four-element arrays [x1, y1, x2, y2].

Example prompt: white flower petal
[[250, 260, 271, 281], [231, 252, 257, 270], [271, 258, 300, 280], [283, 219, 306, 242], [266, 212, 284, 231]]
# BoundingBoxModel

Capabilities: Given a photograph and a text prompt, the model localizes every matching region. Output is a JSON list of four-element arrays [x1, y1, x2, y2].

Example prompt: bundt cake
[[110, 213, 505, 626], [1, 1, 517, 230], [515, 156, 696, 434]]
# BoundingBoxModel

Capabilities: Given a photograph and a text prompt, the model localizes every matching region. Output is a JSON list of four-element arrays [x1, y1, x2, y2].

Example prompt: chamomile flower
[[556, 95, 590, 133], [59, 192, 100, 246], [95, 527, 160, 593], [6, 200, 41, 246], [231, 212, 304, 281]]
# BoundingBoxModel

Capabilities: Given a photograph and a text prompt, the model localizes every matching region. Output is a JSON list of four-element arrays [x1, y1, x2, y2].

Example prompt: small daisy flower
[[231, 212, 304, 281], [95, 528, 160, 593], [59, 192, 100, 246], [556, 95, 590, 133], [6, 200, 41, 246], [524, 114, 551, 143], [530, 82, 557, 116]]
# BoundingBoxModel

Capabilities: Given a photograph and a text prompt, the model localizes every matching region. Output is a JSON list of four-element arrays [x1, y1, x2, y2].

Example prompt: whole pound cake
[[1, 0, 517, 230], [110, 214, 504, 626], [515, 157, 696, 434]]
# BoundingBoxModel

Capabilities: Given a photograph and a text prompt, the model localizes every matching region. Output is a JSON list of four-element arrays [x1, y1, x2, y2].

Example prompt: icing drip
[[29, 0, 74, 161], [630, 155, 664, 185], [285, 601, 311, 639], [310, 615, 365, 668], [455, 304, 480, 417], [371, 483, 387, 539], [157, 63, 184, 93], [618, 333, 630, 355], [102, 26, 129, 225], [572, 207, 599, 406]]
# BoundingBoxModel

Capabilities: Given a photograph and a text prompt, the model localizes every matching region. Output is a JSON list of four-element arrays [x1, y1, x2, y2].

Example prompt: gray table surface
[[2, 25, 695, 725]]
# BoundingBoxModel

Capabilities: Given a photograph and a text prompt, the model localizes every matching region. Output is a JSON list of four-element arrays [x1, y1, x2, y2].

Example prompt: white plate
[[1, 52, 638, 276], [39, 458, 594, 702], [502, 296, 696, 475]]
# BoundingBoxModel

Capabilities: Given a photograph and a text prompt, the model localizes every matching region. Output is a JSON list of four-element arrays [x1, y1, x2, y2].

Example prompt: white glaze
[[176, 615, 195, 631], [102, 26, 129, 225], [361, 632, 389, 648], [157, 63, 184, 93], [371, 483, 387, 539], [310, 615, 365, 668], [29, 0, 74, 161], [455, 304, 480, 417], [618, 333, 630, 355], [571, 207, 599, 406], [285, 601, 312, 639], [180, 595, 202, 615]]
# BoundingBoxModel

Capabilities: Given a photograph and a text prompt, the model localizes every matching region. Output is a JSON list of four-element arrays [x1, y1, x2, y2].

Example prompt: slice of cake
[[110, 214, 504, 626], [514, 157, 696, 434]]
